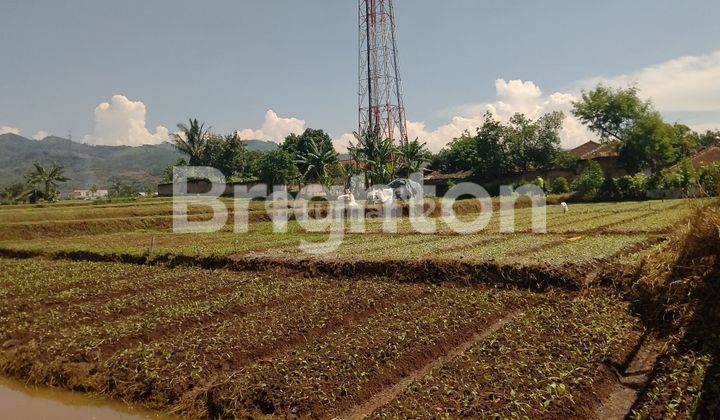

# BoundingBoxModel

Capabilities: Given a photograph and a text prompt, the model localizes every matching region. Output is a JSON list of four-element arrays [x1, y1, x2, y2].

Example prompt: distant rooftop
[[569, 141, 619, 160]]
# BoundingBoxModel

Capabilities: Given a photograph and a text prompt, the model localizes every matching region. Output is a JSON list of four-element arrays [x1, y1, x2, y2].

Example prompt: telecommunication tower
[[358, 0, 408, 145]]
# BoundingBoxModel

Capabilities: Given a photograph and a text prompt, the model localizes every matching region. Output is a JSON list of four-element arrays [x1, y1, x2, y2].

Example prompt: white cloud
[[83, 95, 169, 146], [336, 50, 720, 153], [33, 130, 48, 140], [581, 50, 720, 113], [333, 132, 357, 153], [401, 79, 593, 152], [335, 79, 594, 153], [237, 110, 306, 143], [0, 126, 21, 135]]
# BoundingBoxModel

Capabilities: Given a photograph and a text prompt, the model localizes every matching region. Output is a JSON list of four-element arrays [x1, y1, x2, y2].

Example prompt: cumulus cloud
[[581, 50, 720, 113], [335, 79, 592, 153], [335, 79, 593, 153], [237, 110, 306, 143], [0, 126, 21, 135], [335, 50, 720, 153], [333, 132, 357, 153], [83, 95, 169, 146], [33, 130, 48, 140], [579, 49, 720, 134]]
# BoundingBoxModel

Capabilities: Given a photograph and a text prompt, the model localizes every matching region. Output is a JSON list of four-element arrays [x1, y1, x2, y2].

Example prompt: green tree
[[598, 173, 620, 201], [162, 158, 188, 183], [671, 124, 701, 158], [619, 113, 679, 172], [258, 150, 300, 187], [698, 163, 720, 195], [529, 111, 564, 169], [349, 128, 396, 187], [281, 128, 335, 175], [504, 113, 536, 173], [295, 137, 339, 184], [572, 85, 651, 142], [698, 130, 720, 147], [396, 138, 430, 178], [0, 183, 28, 204], [474, 113, 507, 179], [173, 118, 210, 166], [202, 132, 247, 178], [550, 177, 570, 194], [108, 177, 140, 198], [430, 133, 478, 174], [572, 160, 604, 199], [25, 162, 69, 202]]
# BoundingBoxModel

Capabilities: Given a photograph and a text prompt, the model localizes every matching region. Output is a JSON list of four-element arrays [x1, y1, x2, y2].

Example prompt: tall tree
[[349, 128, 395, 186], [529, 111, 564, 169], [504, 113, 537, 173], [295, 137, 339, 184], [474, 112, 507, 179], [202, 132, 247, 178], [258, 150, 300, 187], [25, 162, 69, 202], [619, 113, 679, 172], [281, 128, 335, 176], [173, 118, 210, 166], [572, 85, 651, 142], [396, 138, 430, 178], [430, 133, 479, 174]]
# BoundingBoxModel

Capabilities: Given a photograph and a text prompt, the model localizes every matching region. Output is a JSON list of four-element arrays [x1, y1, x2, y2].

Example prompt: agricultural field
[[0, 197, 717, 418]]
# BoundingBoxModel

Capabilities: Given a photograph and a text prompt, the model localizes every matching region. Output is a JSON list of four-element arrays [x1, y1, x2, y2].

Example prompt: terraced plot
[[0, 257, 641, 418], [0, 198, 715, 419]]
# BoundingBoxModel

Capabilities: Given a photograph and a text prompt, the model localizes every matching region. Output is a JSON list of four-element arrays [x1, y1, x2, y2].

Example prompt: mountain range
[[0, 133, 278, 192]]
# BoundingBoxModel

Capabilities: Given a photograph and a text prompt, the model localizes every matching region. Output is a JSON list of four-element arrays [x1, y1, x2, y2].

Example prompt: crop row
[[0, 265, 340, 382], [370, 293, 643, 418], [0, 261, 320, 345], [271, 232, 654, 266], [629, 336, 720, 419], [88, 279, 425, 407], [172, 285, 540, 418]]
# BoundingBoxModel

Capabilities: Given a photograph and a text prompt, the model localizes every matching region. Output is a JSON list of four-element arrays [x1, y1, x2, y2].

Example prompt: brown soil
[[594, 336, 662, 420], [0, 247, 588, 291], [342, 310, 522, 419]]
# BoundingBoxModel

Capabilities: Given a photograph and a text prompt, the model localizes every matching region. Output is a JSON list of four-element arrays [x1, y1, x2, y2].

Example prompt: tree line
[[168, 119, 431, 189], [428, 84, 719, 196]]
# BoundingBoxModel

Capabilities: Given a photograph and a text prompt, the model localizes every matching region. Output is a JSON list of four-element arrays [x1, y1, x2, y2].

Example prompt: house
[[70, 189, 109, 200], [70, 190, 91, 200], [339, 158, 367, 171], [686, 145, 720, 169], [423, 170, 474, 196], [569, 140, 625, 177]]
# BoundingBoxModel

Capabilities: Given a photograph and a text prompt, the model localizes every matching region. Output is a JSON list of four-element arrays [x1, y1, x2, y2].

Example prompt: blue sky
[[2, 0, 719, 150]]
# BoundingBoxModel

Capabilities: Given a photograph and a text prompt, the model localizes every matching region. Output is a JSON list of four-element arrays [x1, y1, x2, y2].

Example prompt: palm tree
[[396, 138, 430, 178], [350, 128, 396, 187], [173, 118, 210, 166], [25, 163, 69, 202], [295, 138, 339, 185]]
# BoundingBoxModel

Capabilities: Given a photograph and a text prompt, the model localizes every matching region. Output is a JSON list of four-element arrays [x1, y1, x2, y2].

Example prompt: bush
[[571, 160, 604, 199], [599, 174, 619, 201], [550, 177, 570, 194], [699, 164, 720, 196], [615, 173, 648, 200], [531, 176, 546, 191]]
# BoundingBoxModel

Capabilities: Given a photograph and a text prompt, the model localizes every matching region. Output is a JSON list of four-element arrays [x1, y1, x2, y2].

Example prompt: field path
[[341, 310, 523, 420], [594, 336, 661, 420]]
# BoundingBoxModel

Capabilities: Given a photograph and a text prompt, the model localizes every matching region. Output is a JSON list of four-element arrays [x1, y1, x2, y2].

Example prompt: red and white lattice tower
[[358, 0, 408, 145]]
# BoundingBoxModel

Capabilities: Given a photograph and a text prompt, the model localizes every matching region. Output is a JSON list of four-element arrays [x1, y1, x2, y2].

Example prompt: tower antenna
[[358, 0, 408, 145]]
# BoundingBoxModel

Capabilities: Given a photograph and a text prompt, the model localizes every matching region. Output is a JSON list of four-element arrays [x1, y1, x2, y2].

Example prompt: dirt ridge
[[0, 247, 588, 291], [341, 311, 523, 419]]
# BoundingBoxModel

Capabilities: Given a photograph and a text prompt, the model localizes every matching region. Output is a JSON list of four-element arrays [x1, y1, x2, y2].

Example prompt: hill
[[0, 134, 278, 192]]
